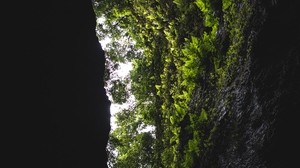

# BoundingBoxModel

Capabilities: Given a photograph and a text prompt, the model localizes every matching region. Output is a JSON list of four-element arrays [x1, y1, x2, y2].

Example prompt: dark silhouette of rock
[[3, 1, 110, 167]]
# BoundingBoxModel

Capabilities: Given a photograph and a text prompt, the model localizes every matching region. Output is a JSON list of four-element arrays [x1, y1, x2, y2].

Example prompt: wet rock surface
[[191, 1, 300, 167]]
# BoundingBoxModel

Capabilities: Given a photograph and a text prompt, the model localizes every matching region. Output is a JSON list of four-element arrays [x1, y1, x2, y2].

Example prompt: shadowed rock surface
[[4, 1, 110, 167], [190, 0, 300, 167]]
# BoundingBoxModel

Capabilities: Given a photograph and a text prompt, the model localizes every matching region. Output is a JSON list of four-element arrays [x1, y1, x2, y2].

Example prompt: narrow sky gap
[[99, 37, 133, 130]]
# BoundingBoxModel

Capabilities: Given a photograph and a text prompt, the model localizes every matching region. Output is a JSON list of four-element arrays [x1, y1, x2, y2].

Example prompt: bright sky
[[109, 63, 133, 130], [97, 17, 153, 132], [100, 37, 133, 130]]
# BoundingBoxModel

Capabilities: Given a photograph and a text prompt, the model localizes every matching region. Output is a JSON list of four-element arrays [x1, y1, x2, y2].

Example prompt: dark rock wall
[[195, 0, 299, 167], [254, 1, 300, 167], [4, 1, 110, 167]]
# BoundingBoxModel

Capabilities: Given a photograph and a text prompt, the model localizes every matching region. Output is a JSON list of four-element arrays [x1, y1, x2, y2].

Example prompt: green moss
[[95, 0, 256, 166]]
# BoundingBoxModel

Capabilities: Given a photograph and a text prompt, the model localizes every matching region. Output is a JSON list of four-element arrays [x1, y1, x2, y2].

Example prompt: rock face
[[194, 1, 300, 167], [4, 1, 110, 167]]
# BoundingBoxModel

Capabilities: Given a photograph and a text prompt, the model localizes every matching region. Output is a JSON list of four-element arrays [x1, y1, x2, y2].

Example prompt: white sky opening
[[100, 38, 134, 131], [98, 17, 153, 133]]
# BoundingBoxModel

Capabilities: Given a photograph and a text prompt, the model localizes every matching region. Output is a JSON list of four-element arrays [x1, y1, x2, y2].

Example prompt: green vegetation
[[93, 0, 254, 167]]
